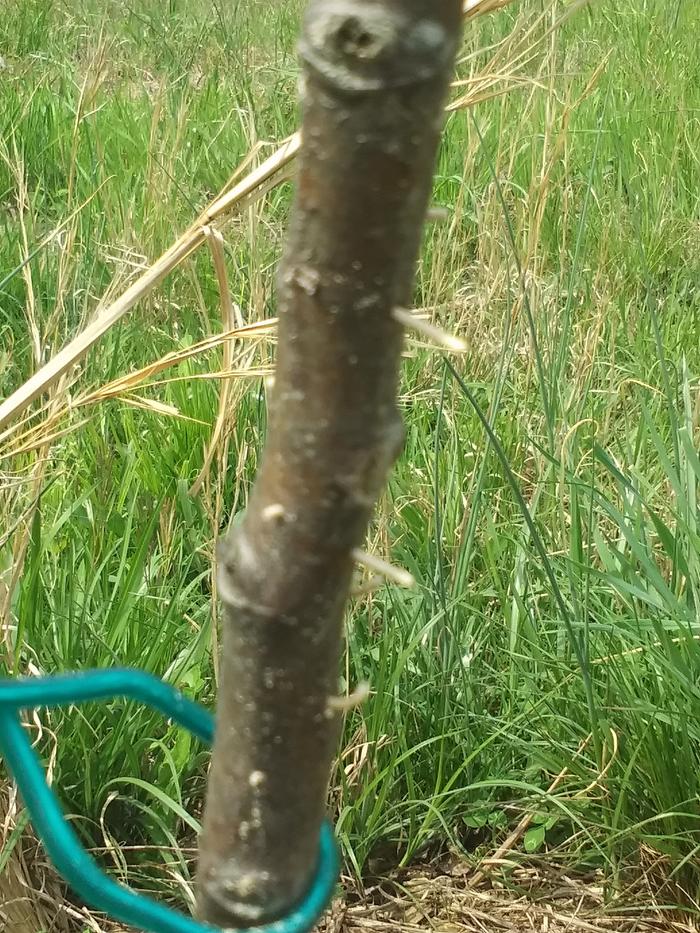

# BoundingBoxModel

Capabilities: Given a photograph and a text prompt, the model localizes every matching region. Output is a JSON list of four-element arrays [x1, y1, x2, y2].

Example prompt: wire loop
[[0, 669, 339, 933]]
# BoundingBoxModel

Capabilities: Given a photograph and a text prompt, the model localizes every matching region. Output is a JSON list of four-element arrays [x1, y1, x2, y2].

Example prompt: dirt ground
[[2, 791, 698, 933], [321, 857, 699, 933], [3, 866, 698, 933]]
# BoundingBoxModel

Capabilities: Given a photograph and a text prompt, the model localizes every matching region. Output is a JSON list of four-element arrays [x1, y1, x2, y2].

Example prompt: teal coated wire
[[0, 669, 214, 743], [0, 669, 339, 933]]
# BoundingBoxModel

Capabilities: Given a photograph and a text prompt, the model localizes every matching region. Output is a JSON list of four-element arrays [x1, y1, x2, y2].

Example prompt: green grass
[[2, 0, 700, 916]]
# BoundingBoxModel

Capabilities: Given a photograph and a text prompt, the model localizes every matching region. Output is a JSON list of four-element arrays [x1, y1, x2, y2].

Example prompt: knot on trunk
[[300, 1, 457, 93]]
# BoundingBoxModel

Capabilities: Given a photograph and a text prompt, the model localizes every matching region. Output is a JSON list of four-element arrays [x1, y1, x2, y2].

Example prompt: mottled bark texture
[[197, 0, 463, 926]]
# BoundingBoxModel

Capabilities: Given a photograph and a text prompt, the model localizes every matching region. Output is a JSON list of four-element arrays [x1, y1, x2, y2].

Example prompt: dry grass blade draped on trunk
[[0, 1, 521, 446], [196, 0, 463, 927], [0, 136, 300, 435]]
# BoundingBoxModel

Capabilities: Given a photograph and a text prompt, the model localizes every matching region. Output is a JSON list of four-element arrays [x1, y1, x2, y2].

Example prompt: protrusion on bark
[[196, 1, 463, 927]]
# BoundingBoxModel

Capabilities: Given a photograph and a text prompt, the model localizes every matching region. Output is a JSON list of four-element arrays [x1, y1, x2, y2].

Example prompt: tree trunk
[[197, 1, 463, 926]]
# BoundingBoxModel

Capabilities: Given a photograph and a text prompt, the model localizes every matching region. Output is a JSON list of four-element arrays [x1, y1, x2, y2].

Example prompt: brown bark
[[197, 1, 463, 926]]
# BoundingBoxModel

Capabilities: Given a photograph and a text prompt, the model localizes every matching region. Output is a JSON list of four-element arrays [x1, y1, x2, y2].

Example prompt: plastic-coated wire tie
[[0, 668, 339, 933]]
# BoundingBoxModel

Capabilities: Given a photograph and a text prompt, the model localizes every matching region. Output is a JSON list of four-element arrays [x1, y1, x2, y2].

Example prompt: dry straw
[[0, 135, 299, 434], [0, 0, 550, 441]]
